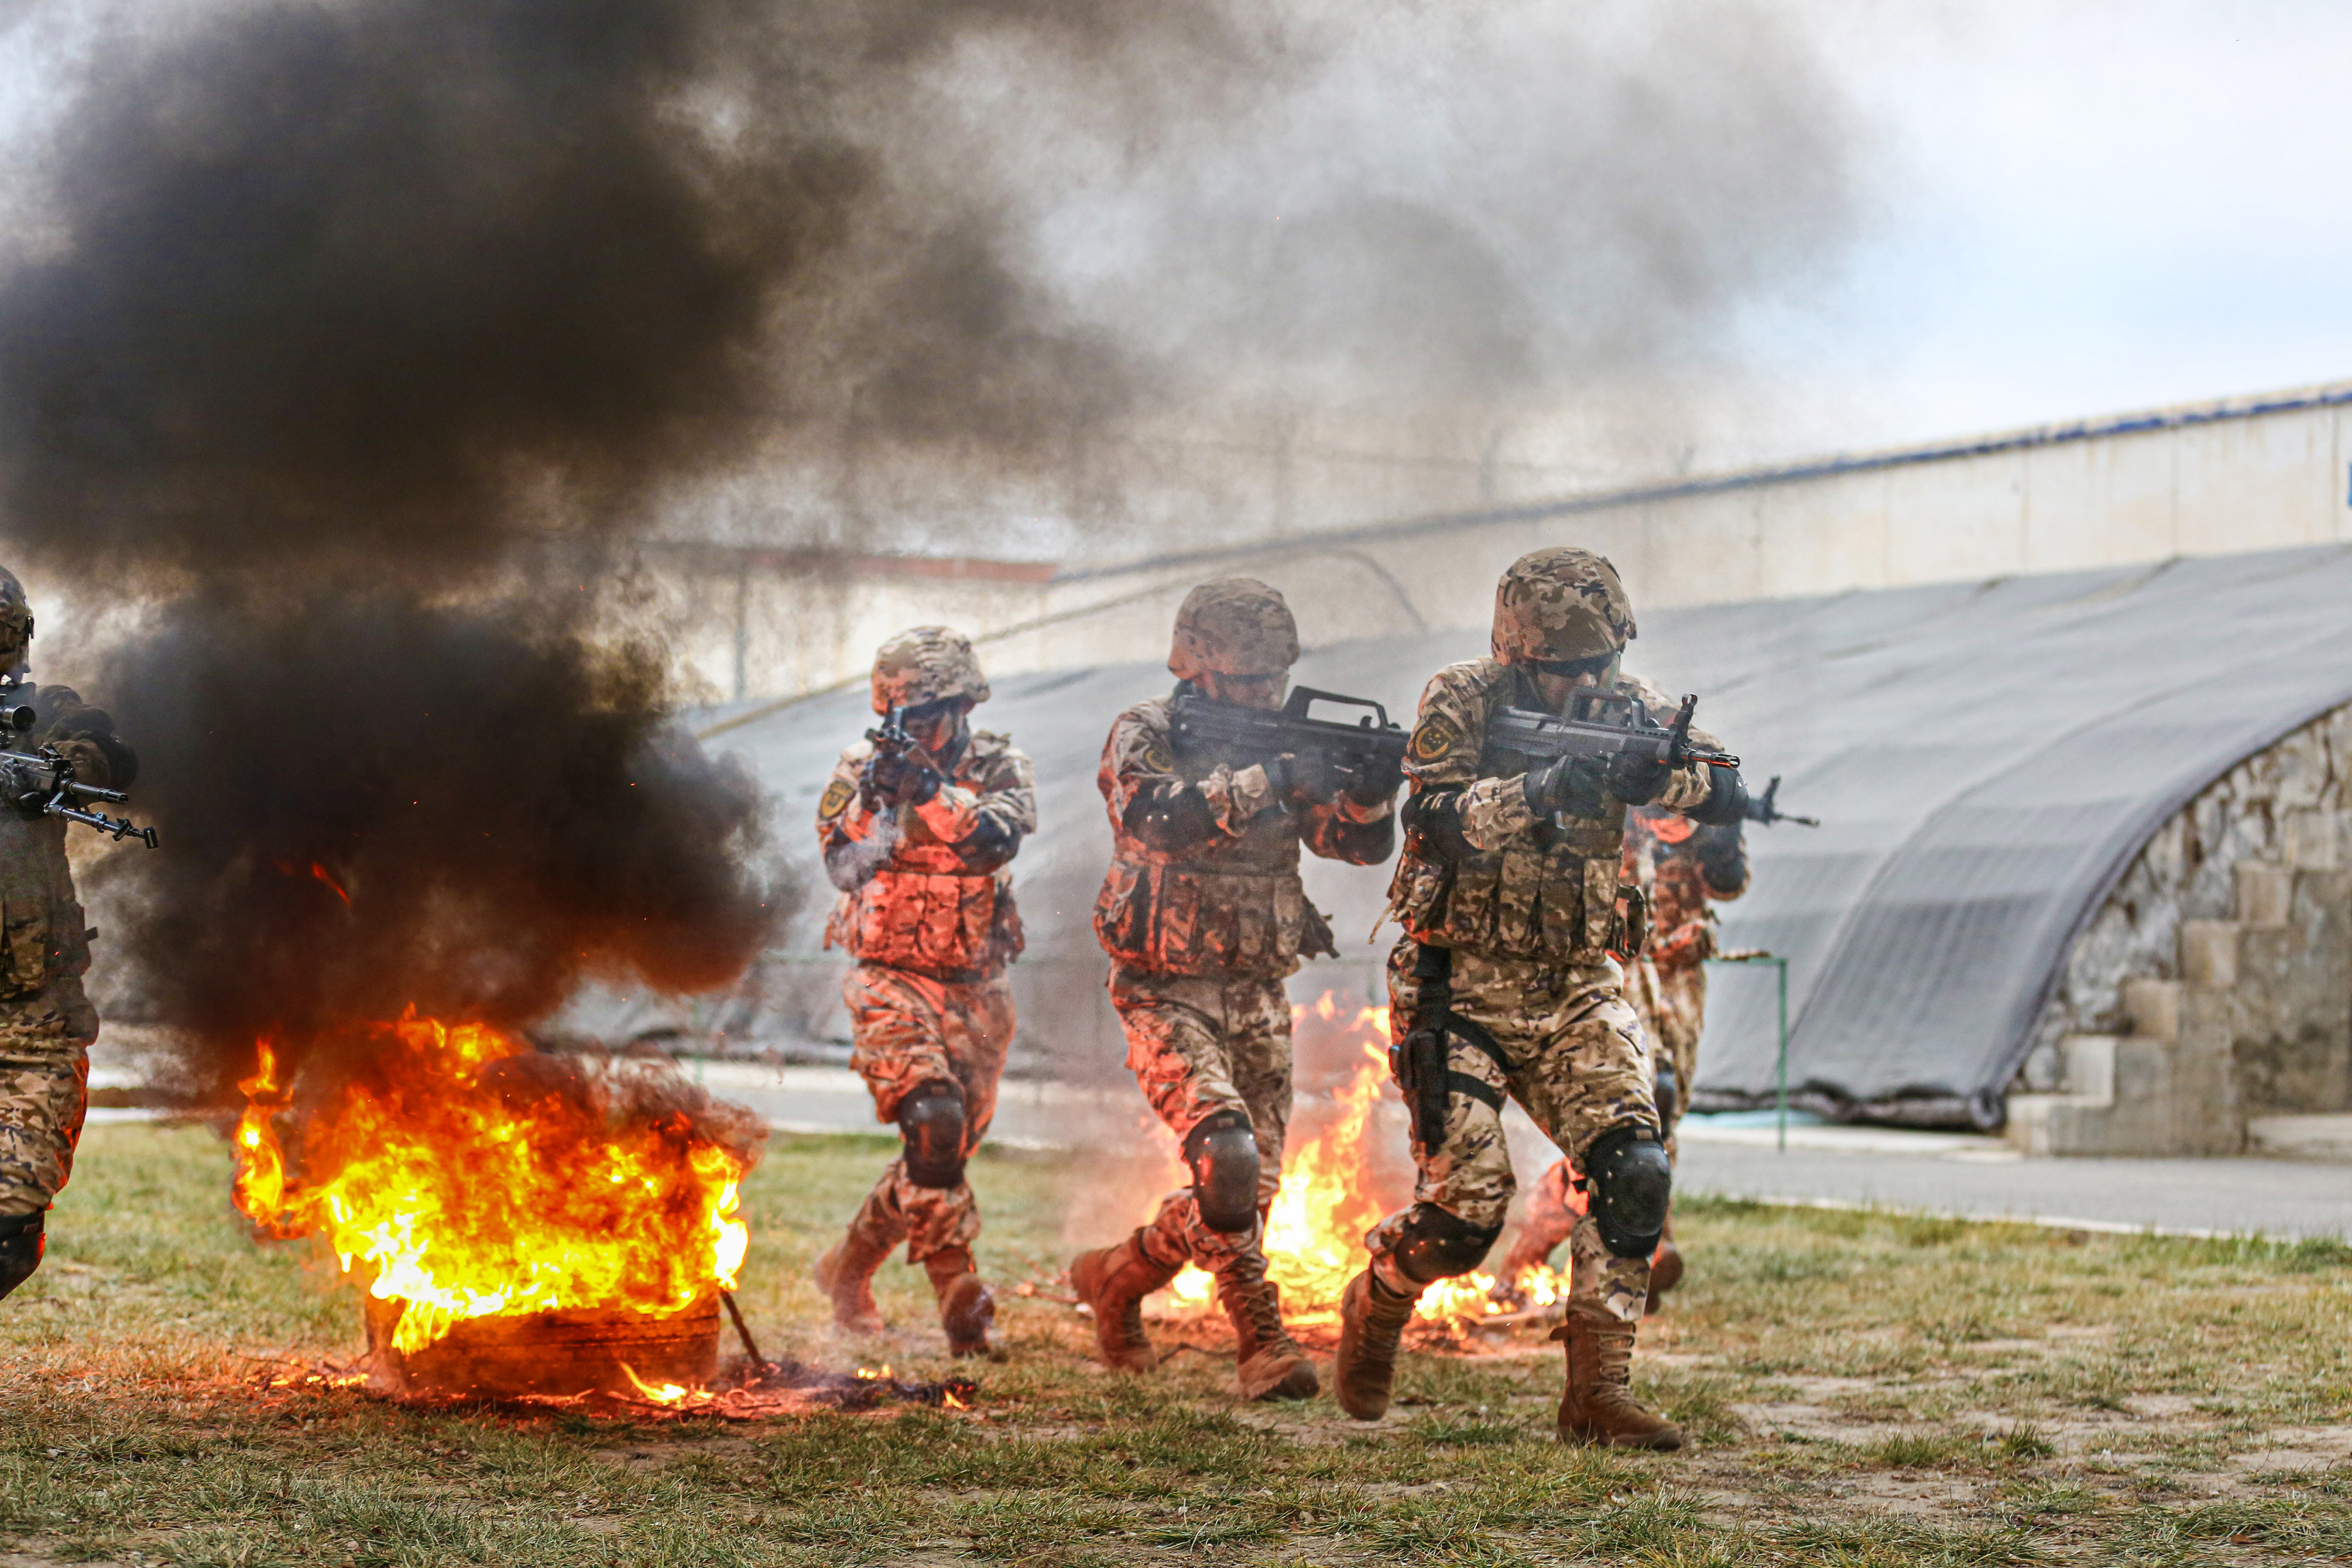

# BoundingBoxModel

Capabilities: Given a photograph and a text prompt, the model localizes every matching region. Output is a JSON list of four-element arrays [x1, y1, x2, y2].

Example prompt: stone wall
[[2008, 702, 2352, 1154]]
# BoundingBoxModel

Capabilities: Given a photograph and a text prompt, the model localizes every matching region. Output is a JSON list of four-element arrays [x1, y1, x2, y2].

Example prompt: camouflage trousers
[[0, 980, 96, 1219], [842, 963, 1013, 1265], [1368, 940, 1659, 1323], [1509, 957, 1705, 1277], [1637, 957, 1704, 1142], [1107, 962, 1291, 1274]]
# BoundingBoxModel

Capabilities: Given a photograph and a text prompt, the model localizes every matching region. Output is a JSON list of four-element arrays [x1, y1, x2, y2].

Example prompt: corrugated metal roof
[[704, 543, 2352, 1125]]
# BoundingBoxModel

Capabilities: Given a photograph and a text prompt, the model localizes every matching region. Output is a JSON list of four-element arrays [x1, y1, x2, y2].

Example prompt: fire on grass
[[1154, 993, 1567, 1335]]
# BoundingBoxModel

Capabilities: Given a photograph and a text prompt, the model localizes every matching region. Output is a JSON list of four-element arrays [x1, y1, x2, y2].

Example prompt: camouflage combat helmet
[[1491, 547, 1635, 665], [1168, 578, 1299, 680], [0, 569, 30, 677], [871, 626, 989, 713]]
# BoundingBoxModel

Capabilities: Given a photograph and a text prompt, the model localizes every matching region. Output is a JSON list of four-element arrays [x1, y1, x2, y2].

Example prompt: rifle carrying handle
[[1282, 686, 1395, 731]]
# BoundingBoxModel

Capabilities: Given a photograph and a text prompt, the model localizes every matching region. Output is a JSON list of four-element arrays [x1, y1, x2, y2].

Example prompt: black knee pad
[[897, 1081, 968, 1190], [1392, 1202, 1501, 1286], [0, 1211, 43, 1303], [1585, 1123, 1672, 1259], [1654, 1059, 1679, 1127], [1183, 1109, 1261, 1234]]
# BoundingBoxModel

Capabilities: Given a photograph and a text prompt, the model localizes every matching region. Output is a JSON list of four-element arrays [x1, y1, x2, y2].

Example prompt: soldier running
[[1068, 579, 1401, 1401], [812, 627, 1036, 1358], [1332, 548, 1747, 1448], [0, 568, 138, 1303], [1498, 806, 1750, 1308]]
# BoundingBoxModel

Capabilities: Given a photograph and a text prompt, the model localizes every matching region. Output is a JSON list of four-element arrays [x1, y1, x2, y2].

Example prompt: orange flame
[[230, 1010, 750, 1355], [1150, 993, 1568, 1331], [620, 1364, 700, 1406], [310, 862, 351, 906]]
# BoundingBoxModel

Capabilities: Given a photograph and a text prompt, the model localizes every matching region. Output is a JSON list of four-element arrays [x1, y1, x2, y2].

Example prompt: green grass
[[1, 1126, 2349, 1565]]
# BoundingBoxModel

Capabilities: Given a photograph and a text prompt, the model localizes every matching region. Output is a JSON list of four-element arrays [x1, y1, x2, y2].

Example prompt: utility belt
[[1387, 888, 1649, 1149]]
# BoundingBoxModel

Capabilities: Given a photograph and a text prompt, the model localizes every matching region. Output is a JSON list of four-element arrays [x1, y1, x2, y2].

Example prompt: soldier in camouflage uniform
[[0, 569, 138, 1303], [1499, 806, 1750, 1307], [1067, 579, 1399, 1401], [1331, 548, 1747, 1448], [812, 627, 1037, 1357]]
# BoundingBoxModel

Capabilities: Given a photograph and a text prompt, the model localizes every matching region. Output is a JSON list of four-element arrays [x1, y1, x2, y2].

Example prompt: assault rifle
[[858, 704, 914, 809], [1745, 774, 1819, 827], [0, 705, 157, 847], [1484, 689, 1740, 773], [1168, 686, 1409, 780]]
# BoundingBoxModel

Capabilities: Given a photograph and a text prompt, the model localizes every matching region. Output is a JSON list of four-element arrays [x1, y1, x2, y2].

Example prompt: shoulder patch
[[818, 779, 856, 821], [1409, 715, 1459, 763], [1141, 736, 1175, 774]]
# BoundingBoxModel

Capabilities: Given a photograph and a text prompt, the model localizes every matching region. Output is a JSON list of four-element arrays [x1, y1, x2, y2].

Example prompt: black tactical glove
[[868, 747, 941, 807], [1264, 751, 1346, 806], [1694, 821, 1749, 892], [1604, 749, 1672, 806], [1522, 755, 1607, 820], [1344, 749, 1405, 805]]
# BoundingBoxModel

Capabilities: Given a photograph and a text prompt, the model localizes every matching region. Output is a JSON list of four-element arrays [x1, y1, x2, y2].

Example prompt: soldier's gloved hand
[[1264, 752, 1346, 806], [1604, 749, 1672, 806], [868, 748, 940, 806], [49, 738, 113, 791], [1345, 750, 1405, 805], [1522, 755, 1606, 819]]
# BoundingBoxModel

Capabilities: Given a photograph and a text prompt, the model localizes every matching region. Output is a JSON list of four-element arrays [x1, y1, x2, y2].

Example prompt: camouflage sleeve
[[914, 738, 1037, 871], [815, 744, 894, 892], [1400, 665, 1532, 856], [1100, 704, 1275, 853]]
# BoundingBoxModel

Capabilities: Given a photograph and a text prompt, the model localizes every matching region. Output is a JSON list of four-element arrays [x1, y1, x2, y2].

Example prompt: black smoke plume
[[0, 0, 917, 1086]]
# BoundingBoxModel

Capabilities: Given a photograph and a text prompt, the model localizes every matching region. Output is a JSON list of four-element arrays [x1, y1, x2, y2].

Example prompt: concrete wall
[[646, 381, 2352, 708]]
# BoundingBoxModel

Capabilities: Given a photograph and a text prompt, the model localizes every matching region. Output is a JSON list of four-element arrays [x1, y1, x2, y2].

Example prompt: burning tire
[[363, 1293, 720, 1400]]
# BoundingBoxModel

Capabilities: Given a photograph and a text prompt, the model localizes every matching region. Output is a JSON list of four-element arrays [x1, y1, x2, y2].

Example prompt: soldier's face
[[1196, 670, 1286, 710], [905, 699, 970, 756], [1529, 668, 1603, 712]]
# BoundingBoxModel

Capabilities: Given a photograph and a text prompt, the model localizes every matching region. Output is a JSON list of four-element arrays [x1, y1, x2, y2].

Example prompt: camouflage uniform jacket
[[1620, 812, 1749, 977], [1094, 690, 1394, 980], [817, 729, 1037, 980], [1388, 660, 1728, 966], [0, 687, 131, 1004]]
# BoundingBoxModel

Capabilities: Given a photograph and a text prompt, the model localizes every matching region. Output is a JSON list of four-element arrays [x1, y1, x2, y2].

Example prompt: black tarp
[[692, 543, 2352, 1123]]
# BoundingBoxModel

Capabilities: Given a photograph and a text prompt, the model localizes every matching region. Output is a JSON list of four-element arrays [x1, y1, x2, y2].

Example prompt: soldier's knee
[[0, 1211, 42, 1302], [897, 1081, 968, 1189], [1391, 1202, 1501, 1286], [1183, 1108, 1261, 1233], [1584, 1123, 1672, 1258]]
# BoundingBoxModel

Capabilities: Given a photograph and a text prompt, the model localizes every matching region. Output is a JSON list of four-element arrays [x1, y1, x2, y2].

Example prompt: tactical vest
[[833, 866, 1015, 979], [823, 733, 1027, 981], [1093, 700, 1332, 980], [1389, 676, 1641, 965], [0, 812, 90, 1002]]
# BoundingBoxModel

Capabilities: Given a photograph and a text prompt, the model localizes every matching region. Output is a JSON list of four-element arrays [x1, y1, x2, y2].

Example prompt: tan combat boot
[[1069, 1232, 1179, 1373], [1333, 1268, 1419, 1421], [813, 1203, 899, 1335], [1216, 1256, 1319, 1401], [924, 1246, 997, 1359], [1553, 1305, 1684, 1450]]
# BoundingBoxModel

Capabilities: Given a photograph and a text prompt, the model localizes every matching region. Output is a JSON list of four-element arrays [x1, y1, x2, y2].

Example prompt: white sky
[[4, 0, 2350, 471], [1771, 0, 2352, 454]]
